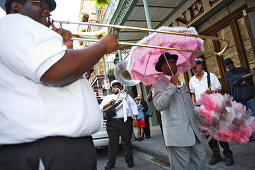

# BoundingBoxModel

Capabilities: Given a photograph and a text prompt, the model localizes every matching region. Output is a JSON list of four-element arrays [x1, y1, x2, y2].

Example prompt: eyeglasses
[[167, 61, 177, 65], [28, 0, 50, 11]]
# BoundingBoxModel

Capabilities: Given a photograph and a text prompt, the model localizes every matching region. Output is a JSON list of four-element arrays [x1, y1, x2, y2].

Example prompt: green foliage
[[107, 68, 114, 75], [97, 59, 104, 74], [93, 0, 109, 7]]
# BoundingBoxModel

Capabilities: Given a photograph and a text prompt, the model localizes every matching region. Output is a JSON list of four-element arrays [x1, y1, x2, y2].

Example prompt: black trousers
[[106, 117, 133, 167], [144, 116, 151, 138], [0, 136, 97, 170], [208, 138, 233, 158]]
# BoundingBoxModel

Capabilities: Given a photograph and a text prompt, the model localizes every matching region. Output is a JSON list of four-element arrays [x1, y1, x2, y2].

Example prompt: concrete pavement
[[132, 125, 255, 170]]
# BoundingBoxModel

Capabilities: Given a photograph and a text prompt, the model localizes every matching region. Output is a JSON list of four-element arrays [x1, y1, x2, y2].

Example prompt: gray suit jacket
[[152, 77, 204, 147]]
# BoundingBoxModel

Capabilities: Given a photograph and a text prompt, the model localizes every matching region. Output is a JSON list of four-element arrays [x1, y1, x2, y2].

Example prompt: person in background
[[100, 80, 138, 170], [84, 68, 94, 80], [138, 94, 151, 139], [224, 58, 255, 117], [134, 97, 145, 142], [147, 89, 164, 138], [152, 52, 206, 170], [0, 0, 123, 170], [189, 58, 234, 166]]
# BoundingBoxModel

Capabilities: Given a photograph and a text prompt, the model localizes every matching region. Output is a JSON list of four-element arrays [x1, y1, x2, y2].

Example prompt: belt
[[111, 117, 132, 121]]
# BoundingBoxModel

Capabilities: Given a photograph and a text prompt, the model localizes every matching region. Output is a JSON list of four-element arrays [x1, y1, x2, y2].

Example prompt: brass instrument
[[102, 88, 126, 119], [53, 20, 229, 86], [53, 20, 229, 56], [114, 57, 140, 86]]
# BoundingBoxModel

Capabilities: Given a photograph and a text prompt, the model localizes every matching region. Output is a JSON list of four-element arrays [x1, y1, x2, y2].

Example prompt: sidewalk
[[132, 125, 255, 170]]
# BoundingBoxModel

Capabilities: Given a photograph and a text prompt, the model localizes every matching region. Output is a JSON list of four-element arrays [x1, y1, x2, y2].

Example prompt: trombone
[[53, 20, 229, 56]]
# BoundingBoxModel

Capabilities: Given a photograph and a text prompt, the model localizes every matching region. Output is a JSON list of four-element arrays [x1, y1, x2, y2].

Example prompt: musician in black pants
[[138, 94, 151, 138], [100, 80, 138, 170]]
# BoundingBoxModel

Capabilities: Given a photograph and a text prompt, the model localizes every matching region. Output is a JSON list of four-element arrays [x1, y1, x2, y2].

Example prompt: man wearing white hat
[[0, 0, 123, 169], [100, 80, 138, 170]]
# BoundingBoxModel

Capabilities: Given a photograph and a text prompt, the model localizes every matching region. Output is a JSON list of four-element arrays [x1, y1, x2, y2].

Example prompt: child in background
[[134, 97, 145, 142]]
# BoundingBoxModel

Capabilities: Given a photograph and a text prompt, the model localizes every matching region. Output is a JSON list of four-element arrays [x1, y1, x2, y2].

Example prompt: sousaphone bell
[[114, 56, 140, 86]]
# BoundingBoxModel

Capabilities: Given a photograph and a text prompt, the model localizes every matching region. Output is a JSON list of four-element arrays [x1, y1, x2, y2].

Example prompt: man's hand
[[98, 34, 124, 54], [205, 89, 213, 94], [170, 76, 179, 86], [202, 130, 209, 138], [110, 99, 116, 105], [51, 24, 73, 49]]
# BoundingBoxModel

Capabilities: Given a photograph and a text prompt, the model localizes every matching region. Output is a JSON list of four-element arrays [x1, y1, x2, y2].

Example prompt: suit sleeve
[[152, 82, 177, 111]]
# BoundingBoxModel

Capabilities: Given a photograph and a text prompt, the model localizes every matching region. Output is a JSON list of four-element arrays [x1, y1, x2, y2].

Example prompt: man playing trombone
[[100, 80, 138, 170], [0, 0, 123, 170]]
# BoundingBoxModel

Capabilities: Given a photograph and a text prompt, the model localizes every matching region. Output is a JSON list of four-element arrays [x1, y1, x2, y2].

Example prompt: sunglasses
[[167, 61, 177, 65], [28, 0, 50, 10]]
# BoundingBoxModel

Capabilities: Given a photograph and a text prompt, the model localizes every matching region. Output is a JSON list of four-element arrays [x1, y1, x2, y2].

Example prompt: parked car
[[92, 96, 109, 148], [92, 119, 109, 148]]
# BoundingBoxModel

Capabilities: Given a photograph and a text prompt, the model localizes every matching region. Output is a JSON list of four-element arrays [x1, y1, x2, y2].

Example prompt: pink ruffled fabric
[[196, 93, 255, 144]]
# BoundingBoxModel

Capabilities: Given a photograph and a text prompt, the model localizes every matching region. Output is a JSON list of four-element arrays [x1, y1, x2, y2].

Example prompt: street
[[96, 146, 170, 170]]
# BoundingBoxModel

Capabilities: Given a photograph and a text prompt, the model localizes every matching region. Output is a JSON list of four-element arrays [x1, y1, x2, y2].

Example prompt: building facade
[[162, 0, 255, 93]]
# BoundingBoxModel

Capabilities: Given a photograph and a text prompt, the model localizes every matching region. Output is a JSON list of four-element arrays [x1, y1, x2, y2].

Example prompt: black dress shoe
[[209, 156, 222, 165], [127, 161, 134, 168], [225, 157, 234, 166], [104, 165, 115, 170]]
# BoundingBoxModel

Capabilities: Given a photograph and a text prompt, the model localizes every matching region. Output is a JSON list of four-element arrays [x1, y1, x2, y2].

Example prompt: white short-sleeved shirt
[[0, 14, 102, 145], [189, 71, 222, 101], [100, 93, 138, 119]]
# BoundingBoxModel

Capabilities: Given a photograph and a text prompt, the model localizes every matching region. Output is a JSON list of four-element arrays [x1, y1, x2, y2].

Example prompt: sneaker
[[209, 155, 222, 165]]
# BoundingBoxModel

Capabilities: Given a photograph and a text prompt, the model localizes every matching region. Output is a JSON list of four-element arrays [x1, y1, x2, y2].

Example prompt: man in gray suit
[[152, 52, 206, 170]]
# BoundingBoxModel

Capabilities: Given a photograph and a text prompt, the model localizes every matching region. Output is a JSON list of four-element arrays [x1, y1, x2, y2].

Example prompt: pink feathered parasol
[[196, 93, 255, 144], [128, 26, 204, 85]]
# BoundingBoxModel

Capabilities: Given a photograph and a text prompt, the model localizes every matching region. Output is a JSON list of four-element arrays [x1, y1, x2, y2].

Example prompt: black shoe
[[127, 162, 134, 168], [209, 155, 222, 165], [105, 165, 115, 170], [146, 136, 150, 139], [225, 157, 234, 166], [138, 137, 143, 142], [134, 137, 138, 141], [249, 134, 254, 142]]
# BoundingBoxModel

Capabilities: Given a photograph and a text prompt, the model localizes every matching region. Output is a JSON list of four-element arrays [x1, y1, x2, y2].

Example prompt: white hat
[[111, 80, 121, 88], [195, 58, 203, 64]]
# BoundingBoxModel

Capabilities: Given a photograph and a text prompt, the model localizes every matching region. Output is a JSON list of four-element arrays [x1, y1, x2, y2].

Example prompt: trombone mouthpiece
[[47, 17, 54, 25]]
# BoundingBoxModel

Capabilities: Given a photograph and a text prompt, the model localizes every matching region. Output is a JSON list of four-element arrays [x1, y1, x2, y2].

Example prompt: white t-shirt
[[100, 92, 138, 120], [0, 14, 102, 145], [189, 71, 222, 101]]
